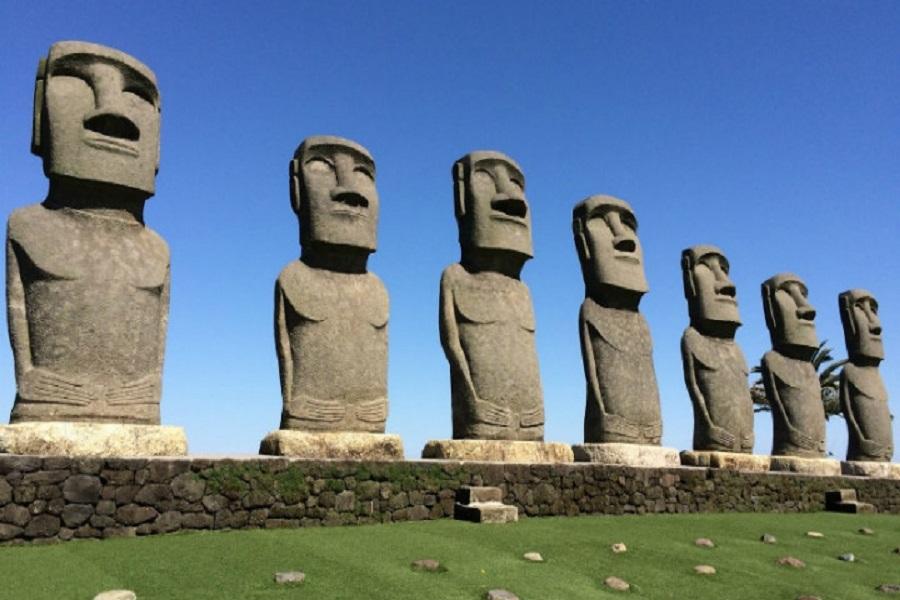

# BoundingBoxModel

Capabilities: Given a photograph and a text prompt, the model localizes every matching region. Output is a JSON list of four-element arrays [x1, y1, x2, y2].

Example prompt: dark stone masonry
[[1, 455, 899, 544]]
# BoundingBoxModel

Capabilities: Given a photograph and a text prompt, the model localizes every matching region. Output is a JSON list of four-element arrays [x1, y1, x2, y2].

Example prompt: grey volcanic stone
[[604, 576, 630, 591], [441, 151, 543, 441], [573, 196, 661, 444], [273, 136, 388, 435], [6, 41, 168, 426], [0, 523, 24, 541], [761, 274, 826, 457], [761, 533, 777, 544], [61, 504, 93, 527], [274, 571, 305, 584], [680, 246, 754, 452], [694, 537, 715, 548], [839, 289, 892, 462], [411, 559, 442, 572], [116, 504, 157, 525], [877, 584, 900, 594], [0, 479, 10, 504], [838, 553, 855, 562], [93, 592, 136, 600], [1, 504, 31, 526], [63, 475, 102, 503], [24, 514, 60, 538], [486, 590, 519, 600], [171, 472, 205, 501]]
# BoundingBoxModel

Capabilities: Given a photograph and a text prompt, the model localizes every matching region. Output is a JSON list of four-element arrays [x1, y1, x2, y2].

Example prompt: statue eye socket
[[124, 85, 154, 105], [305, 157, 335, 173], [354, 165, 374, 181], [509, 177, 524, 190]]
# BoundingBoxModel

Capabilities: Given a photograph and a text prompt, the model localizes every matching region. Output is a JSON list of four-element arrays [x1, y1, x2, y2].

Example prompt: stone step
[[828, 500, 876, 514], [454, 502, 519, 524], [825, 489, 859, 506], [456, 486, 503, 505]]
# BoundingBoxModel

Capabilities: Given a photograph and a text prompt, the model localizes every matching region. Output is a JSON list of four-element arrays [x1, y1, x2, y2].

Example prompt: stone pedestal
[[0, 422, 187, 457], [421, 439, 574, 463], [259, 430, 403, 460], [573, 443, 679, 467], [769, 455, 841, 476], [680, 451, 771, 472], [841, 461, 900, 479]]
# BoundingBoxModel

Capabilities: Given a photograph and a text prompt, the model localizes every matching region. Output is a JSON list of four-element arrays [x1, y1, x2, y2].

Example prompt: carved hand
[[355, 398, 388, 423], [602, 412, 641, 439], [789, 428, 821, 452], [475, 399, 513, 427], [708, 425, 736, 449], [105, 374, 160, 405], [519, 405, 544, 428], [291, 395, 345, 422], [18, 368, 93, 406]]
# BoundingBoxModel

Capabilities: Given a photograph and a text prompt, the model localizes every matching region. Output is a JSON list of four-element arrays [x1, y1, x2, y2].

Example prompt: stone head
[[290, 135, 379, 253], [453, 150, 532, 259], [762, 273, 818, 354], [32, 41, 161, 196], [839, 289, 883, 362], [572, 195, 648, 299], [681, 245, 740, 331]]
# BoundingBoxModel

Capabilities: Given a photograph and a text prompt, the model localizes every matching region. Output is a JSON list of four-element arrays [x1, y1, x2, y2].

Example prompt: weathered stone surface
[[694, 564, 716, 575], [454, 502, 518, 524], [260, 431, 403, 460], [838, 552, 855, 562], [116, 504, 157, 525], [1, 504, 30, 526], [274, 571, 305, 585], [0, 523, 23, 541], [61, 504, 93, 527], [838, 289, 892, 463], [680, 451, 770, 472], [877, 584, 900, 594], [573, 443, 679, 467], [442, 151, 542, 441], [859, 527, 874, 535], [93, 591, 136, 600], [275, 136, 388, 437], [0, 479, 10, 504], [611, 542, 627, 553], [841, 461, 900, 479], [806, 531, 824, 538], [573, 196, 660, 445], [761, 274, 826, 458], [0, 423, 187, 457], [770, 456, 840, 476], [486, 590, 519, 600], [5, 41, 171, 429], [681, 246, 753, 453], [422, 440, 573, 463], [171, 472, 205, 501], [777, 556, 806, 568], [63, 475, 102, 503], [24, 514, 60, 538], [411, 559, 443, 572], [695, 537, 715, 548], [604, 576, 630, 591], [761, 533, 777, 544], [523, 552, 543, 562]]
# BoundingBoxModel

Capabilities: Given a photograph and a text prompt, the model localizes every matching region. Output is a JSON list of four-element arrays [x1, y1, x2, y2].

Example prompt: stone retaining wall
[[2, 455, 898, 544]]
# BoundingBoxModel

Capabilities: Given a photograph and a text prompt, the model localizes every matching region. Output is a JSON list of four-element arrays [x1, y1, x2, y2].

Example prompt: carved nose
[[717, 283, 736, 298], [797, 306, 816, 321], [613, 237, 636, 253], [331, 189, 369, 208], [83, 112, 140, 141]]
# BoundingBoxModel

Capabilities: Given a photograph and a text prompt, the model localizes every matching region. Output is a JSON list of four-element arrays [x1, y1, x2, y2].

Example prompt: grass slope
[[2, 512, 899, 599]]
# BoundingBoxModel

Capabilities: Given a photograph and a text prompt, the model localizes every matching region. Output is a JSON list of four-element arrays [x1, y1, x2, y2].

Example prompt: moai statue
[[261, 135, 401, 459], [571, 196, 676, 466], [839, 289, 893, 465], [680, 246, 754, 454], [439, 151, 543, 442], [3, 41, 184, 456], [760, 274, 832, 471]]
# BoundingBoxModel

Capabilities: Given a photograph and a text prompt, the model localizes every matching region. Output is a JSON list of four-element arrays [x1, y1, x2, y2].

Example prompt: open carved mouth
[[330, 191, 369, 218], [83, 133, 139, 157], [491, 197, 527, 219]]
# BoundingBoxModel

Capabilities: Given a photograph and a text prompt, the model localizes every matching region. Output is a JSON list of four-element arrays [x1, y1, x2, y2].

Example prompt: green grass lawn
[[2, 512, 899, 599]]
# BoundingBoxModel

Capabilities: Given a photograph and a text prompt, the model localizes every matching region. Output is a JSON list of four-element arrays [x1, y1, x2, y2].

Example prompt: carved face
[[840, 289, 883, 361], [682, 245, 740, 327], [290, 136, 379, 253], [35, 41, 161, 195], [573, 195, 648, 294], [763, 273, 818, 352], [454, 151, 532, 258]]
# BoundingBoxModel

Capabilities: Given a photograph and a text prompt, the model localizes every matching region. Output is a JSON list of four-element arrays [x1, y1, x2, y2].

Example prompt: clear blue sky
[[2, 1, 898, 459]]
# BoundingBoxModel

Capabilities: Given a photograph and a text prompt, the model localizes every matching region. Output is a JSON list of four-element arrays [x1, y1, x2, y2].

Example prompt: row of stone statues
[[2, 41, 894, 479]]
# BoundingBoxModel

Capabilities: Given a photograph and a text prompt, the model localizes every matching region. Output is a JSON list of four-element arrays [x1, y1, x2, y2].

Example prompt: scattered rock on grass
[[611, 543, 627, 554], [604, 576, 630, 592], [695, 537, 715, 548], [777, 556, 806, 569], [839, 553, 856, 562], [486, 589, 519, 600], [795, 595, 822, 600], [411, 559, 443, 572], [94, 592, 136, 600], [523, 552, 543, 562], [806, 531, 824, 539], [694, 565, 716, 575], [894, 548, 900, 554], [274, 571, 305, 584], [761, 533, 777, 544], [859, 527, 875, 535], [876, 584, 900, 594]]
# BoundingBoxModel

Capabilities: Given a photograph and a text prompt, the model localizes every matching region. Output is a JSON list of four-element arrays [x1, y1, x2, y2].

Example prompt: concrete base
[[573, 443, 680, 467], [680, 450, 771, 472], [841, 460, 900, 479], [769, 455, 841, 476], [259, 430, 404, 460], [0, 422, 187, 457], [421, 439, 574, 463]]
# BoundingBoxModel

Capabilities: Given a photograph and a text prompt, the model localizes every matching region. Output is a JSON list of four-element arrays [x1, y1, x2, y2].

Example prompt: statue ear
[[289, 158, 302, 215], [681, 252, 696, 299], [31, 57, 47, 157], [838, 293, 856, 337], [572, 218, 590, 262], [761, 282, 778, 336], [453, 161, 466, 219]]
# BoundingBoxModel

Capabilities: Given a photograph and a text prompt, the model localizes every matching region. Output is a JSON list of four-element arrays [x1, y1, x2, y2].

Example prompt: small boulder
[[274, 571, 305, 585], [694, 537, 715, 548], [859, 527, 874, 535], [94, 592, 136, 600], [485, 589, 519, 600], [796, 596, 822, 600], [777, 556, 806, 569], [604, 576, 630, 592], [694, 565, 716, 575], [838, 553, 856, 562], [411, 559, 443, 572], [611, 542, 627, 554], [523, 552, 543, 562], [760, 533, 777, 544], [806, 531, 825, 539], [877, 584, 900, 594]]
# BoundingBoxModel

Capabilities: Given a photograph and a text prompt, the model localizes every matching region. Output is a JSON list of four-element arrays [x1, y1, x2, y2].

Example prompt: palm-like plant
[[750, 340, 847, 419]]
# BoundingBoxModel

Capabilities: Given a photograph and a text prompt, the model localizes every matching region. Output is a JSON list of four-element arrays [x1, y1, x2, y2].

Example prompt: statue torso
[[842, 363, 892, 461], [763, 349, 825, 456]]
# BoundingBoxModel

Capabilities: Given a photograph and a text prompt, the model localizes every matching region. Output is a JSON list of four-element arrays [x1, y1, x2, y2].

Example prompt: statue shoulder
[[277, 261, 325, 321], [362, 271, 389, 328], [449, 267, 534, 330], [843, 363, 887, 400], [583, 298, 651, 354], [7, 203, 54, 247], [139, 226, 170, 265], [763, 350, 814, 388]]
